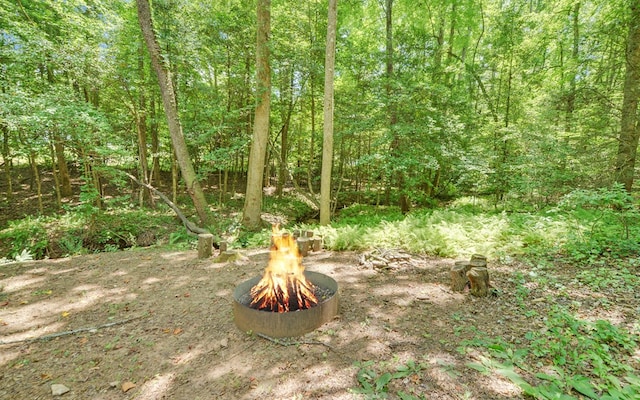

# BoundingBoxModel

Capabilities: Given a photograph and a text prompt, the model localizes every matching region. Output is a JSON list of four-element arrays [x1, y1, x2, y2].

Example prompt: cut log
[[297, 238, 310, 256], [467, 267, 490, 297], [312, 237, 322, 252], [450, 261, 472, 292], [197, 233, 214, 258], [219, 241, 228, 252]]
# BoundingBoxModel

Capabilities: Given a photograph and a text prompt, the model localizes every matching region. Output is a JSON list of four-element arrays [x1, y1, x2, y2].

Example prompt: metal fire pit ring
[[233, 271, 339, 338]]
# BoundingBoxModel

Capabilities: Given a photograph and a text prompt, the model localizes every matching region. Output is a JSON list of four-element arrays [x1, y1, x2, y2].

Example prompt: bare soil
[[0, 247, 533, 400]]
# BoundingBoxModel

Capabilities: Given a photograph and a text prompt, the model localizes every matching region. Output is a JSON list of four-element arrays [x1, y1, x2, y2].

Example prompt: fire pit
[[232, 226, 339, 338]]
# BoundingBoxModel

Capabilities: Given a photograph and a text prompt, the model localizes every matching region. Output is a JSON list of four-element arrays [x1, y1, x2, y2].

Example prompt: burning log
[[250, 225, 318, 312]]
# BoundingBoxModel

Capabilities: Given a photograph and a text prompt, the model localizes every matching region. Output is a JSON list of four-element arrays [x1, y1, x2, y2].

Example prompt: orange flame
[[250, 225, 318, 312]]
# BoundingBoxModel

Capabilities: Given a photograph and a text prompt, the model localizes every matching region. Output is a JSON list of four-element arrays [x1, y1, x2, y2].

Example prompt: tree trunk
[[242, 0, 271, 230], [137, 41, 153, 207], [276, 67, 294, 197], [29, 151, 43, 215], [320, 0, 338, 226], [150, 96, 161, 184], [1, 122, 12, 201], [615, 2, 640, 192], [49, 142, 62, 208], [385, 0, 409, 214], [53, 133, 72, 197], [136, 0, 209, 224]]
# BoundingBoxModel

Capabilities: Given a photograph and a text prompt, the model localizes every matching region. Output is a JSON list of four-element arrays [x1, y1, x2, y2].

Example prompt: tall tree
[[320, 0, 338, 225], [242, 0, 271, 229], [615, 1, 640, 192], [136, 0, 209, 224]]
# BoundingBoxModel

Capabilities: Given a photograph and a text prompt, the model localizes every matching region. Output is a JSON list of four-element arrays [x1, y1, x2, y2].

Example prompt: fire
[[250, 225, 318, 312]]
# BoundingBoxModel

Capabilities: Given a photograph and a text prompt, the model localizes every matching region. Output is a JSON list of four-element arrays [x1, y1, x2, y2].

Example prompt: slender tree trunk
[[242, 0, 271, 229], [150, 96, 161, 184], [49, 142, 62, 208], [1, 123, 12, 201], [565, 2, 580, 132], [136, 0, 209, 224], [615, 2, 640, 192], [320, 0, 337, 225], [29, 151, 43, 215], [53, 133, 72, 197]]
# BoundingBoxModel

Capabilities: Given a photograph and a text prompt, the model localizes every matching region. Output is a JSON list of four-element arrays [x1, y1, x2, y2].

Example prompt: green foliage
[[351, 360, 427, 399], [319, 205, 568, 258], [528, 308, 637, 380], [0, 217, 49, 260], [85, 209, 175, 252], [460, 306, 639, 400], [558, 185, 640, 264], [575, 267, 640, 292]]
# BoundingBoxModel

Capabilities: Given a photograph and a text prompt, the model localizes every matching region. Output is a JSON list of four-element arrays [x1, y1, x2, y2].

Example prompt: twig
[[0, 315, 145, 346], [256, 332, 335, 351]]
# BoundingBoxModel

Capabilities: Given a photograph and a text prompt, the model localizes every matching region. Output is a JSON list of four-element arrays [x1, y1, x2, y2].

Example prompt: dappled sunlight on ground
[[1, 247, 637, 399]]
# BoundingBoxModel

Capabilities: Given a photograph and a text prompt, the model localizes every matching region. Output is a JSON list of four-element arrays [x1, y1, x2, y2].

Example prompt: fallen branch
[[0, 315, 145, 346], [256, 332, 335, 351], [124, 172, 210, 237]]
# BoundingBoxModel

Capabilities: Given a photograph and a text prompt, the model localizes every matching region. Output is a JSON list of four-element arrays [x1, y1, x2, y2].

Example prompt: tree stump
[[197, 233, 214, 258], [470, 254, 487, 268], [467, 267, 490, 297], [297, 238, 310, 256], [219, 241, 228, 252], [312, 237, 322, 252], [214, 250, 247, 263], [450, 261, 472, 292]]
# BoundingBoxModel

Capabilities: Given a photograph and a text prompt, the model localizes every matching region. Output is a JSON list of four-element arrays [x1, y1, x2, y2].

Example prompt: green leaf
[[465, 362, 490, 374], [569, 375, 599, 399], [375, 372, 392, 392]]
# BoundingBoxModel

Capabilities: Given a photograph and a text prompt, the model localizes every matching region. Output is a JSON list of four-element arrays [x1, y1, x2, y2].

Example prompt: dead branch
[[124, 172, 209, 236], [256, 332, 335, 351], [0, 315, 145, 346]]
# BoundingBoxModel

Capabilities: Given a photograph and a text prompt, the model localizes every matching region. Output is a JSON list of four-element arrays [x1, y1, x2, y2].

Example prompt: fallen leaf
[[20, 300, 28, 305], [78, 337, 88, 345], [121, 381, 136, 393], [173, 328, 183, 335], [61, 311, 70, 318], [183, 293, 190, 298], [41, 373, 52, 381], [0, 301, 9, 307], [162, 328, 171, 334]]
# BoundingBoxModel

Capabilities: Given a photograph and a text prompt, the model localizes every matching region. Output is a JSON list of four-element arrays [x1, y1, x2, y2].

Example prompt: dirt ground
[[0, 244, 544, 400]]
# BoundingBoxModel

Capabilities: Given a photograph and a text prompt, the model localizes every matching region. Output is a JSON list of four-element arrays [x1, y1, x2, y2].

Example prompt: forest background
[[1, 0, 640, 265], [1, 1, 640, 399]]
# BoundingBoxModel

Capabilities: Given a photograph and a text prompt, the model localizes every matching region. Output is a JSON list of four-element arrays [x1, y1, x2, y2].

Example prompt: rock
[[220, 337, 228, 348], [51, 384, 70, 396], [109, 381, 120, 388]]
